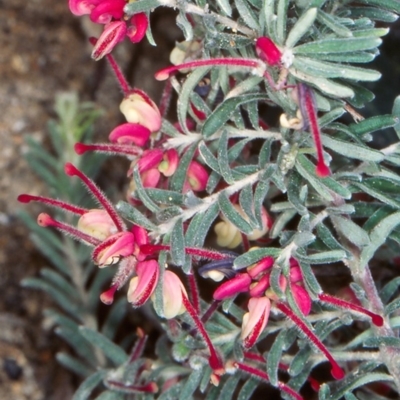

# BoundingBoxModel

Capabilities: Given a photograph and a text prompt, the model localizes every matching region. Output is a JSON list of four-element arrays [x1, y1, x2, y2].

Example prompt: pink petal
[[292, 284, 312, 316], [163, 271, 187, 319], [93, 231, 135, 266], [158, 149, 179, 177], [247, 256, 274, 279], [77, 209, 117, 241], [127, 13, 148, 43], [127, 260, 159, 307], [241, 297, 270, 349], [255, 37, 282, 66], [187, 161, 208, 191], [138, 149, 164, 172], [120, 89, 162, 133], [90, 0, 125, 24], [249, 274, 270, 297], [213, 273, 251, 300], [69, 0, 101, 16], [91, 21, 127, 61], [108, 123, 151, 147], [141, 169, 161, 188]]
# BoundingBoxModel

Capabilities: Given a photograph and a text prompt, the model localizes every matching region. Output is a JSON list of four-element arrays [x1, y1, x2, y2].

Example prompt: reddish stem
[[140, 244, 232, 261], [187, 272, 200, 314], [17, 194, 87, 215], [74, 142, 143, 157], [37, 213, 100, 246], [276, 302, 344, 380], [319, 293, 384, 327], [129, 328, 148, 363], [234, 361, 303, 400], [155, 58, 262, 81], [181, 291, 223, 373], [64, 163, 126, 232], [243, 351, 265, 363], [89, 37, 131, 95], [298, 83, 330, 178]]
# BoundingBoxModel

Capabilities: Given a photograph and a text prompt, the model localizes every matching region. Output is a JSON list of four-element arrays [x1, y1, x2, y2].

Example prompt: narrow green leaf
[[286, 8, 317, 48], [385, 298, 400, 316], [177, 11, 193, 41], [289, 68, 355, 98], [321, 134, 384, 162], [295, 249, 346, 264], [287, 171, 308, 215], [294, 37, 382, 54], [353, 182, 400, 209], [56, 353, 92, 377], [202, 94, 270, 137], [349, 7, 398, 22], [356, 0, 400, 14], [238, 377, 258, 400], [169, 144, 197, 192], [267, 331, 286, 386], [331, 216, 370, 247], [239, 184, 259, 228], [198, 141, 220, 173], [216, 0, 232, 16], [218, 191, 253, 234], [179, 368, 203, 400], [171, 219, 185, 266], [350, 115, 398, 136], [124, 0, 160, 15], [234, 0, 259, 30], [293, 56, 381, 81], [218, 130, 234, 184], [72, 370, 107, 400], [317, 9, 353, 37], [360, 211, 400, 268], [133, 167, 160, 213], [380, 276, 400, 304], [116, 201, 156, 230], [234, 247, 280, 269], [193, 202, 220, 246], [79, 327, 128, 366], [276, 0, 289, 44], [217, 374, 241, 400], [179, 68, 210, 135], [392, 95, 400, 139]]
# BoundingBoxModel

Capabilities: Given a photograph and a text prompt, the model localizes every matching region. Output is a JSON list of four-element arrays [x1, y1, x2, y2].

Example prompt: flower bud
[[162, 271, 187, 319], [77, 209, 117, 241], [127, 260, 159, 307], [241, 297, 271, 349], [92, 21, 127, 61], [120, 90, 161, 133]]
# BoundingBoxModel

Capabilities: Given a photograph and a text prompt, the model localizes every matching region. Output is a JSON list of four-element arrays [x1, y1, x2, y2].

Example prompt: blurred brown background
[[0, 1, 180, 397]]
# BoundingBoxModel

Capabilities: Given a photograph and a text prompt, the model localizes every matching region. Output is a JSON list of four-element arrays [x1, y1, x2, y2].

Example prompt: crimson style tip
[[64, 162, 78, 176], [89, 37, 97, 46], [372, 315, 384, 327], [37, 213, 53, 227], [331, 365, 345, 380], [74, 143, 89, 155], [17, 194, 32, 203], [316, 163, 331, 178]]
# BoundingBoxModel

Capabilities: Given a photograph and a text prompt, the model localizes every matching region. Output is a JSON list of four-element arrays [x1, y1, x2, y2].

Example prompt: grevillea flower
[[162, 271, 187, 319], [127, 260, 160, 307], [92, 20, 127, 61], [120, 89, 162, 133], [185, 160, 209, 192], [69, 0, 148, 59], [241, 297, 271, 349], [108, 123, 151, 147], [255, 37, 282, 66], [77, 209, 117, 240]]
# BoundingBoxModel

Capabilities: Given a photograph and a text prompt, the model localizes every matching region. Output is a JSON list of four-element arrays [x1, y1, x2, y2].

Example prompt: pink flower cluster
[[69, 0, 148, 59]]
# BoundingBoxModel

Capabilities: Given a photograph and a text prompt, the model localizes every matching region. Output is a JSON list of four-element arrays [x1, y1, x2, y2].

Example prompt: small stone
[[3, 358, 23, 380]]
